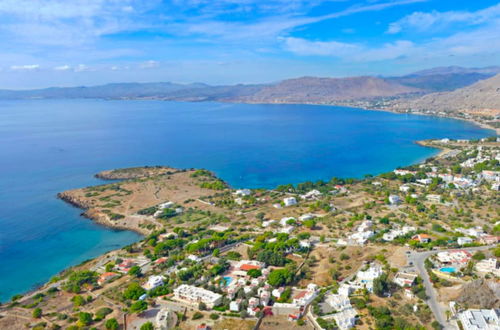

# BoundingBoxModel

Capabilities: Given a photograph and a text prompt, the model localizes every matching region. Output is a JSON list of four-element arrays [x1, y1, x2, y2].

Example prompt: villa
[[393, 271, 418, 287], [457, 237, 474, 245], [458, 309, 500, 330], [436, 250, 471, 266], [283, 197, 297, 207], [412, 234, 432, 243], [475, 258, 500, 276], [143, 275, 164, 290], [173, 284, 222, 309]]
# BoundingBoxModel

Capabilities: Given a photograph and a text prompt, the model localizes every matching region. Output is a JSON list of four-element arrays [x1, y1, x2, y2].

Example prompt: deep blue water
[[0, 99, 493, 301]]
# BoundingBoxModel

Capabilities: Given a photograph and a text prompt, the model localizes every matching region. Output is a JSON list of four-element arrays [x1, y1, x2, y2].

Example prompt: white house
[[399, 185, 411, 193], [475, 258, 500, 276], [235, 189, 251, 196], [393, 272, 418, 287], [388, 195, 401, 205], [143, 275, 164, 290], [458, 309, 500, 330], [173, 284, 222, 309], [229, 299, 241, 312], [283, 197, 297, 207], [457, 237, 473, 245]]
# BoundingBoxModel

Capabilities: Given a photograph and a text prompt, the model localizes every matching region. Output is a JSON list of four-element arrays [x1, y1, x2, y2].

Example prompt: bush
[[130, 300, 148, 314], [210, 313, 220, 320], [105, 318, 119, 330], [33, 308, 42, 318], [94, 307, 113, 321], [140, 321, 154, 330], [123, 282, 146, 300], [128, 266, 142, 277], [77, 312, 93, 327], [192, 312, 204, 320], [247, 269, 262, 278], [71, 295, 86, 307]]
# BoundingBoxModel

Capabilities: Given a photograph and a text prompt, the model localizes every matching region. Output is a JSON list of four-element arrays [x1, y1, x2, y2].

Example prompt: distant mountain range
[[0, 66, 499, 106], [389, 72, 500, 116]]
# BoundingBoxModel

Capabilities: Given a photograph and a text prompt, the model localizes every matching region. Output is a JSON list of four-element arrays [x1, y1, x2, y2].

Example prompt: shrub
[[192, 312, 204, 320], [33, 308, 42, 318], [105, 318, 119, 330]]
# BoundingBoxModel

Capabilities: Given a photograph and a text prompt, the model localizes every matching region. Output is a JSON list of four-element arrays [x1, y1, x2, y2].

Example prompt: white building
[[143, 275, 164, 290], [283, 197, 297, 207], [388, 195, 401, 205], [155, 308, 172, 330], [280, 217, 296, 226], [382, 226, 415, 241], [475, 258, 500, 277], [457, 237, 474, 245], [458, 309, 500, 330], [229, 299, 241, 312], [393, 271, 418, 287], [292, 283, 318, 307], [262, 220, 276, 228], [235, 189, 251, 196], [399, 185, 411, 193], [355, 263, 383, 292], [299, 213, 316, 221], [426, 194, 442, 203], [173, 284, 223, 309], [333, 307, 357, 330], [300, 190, 322, 200]]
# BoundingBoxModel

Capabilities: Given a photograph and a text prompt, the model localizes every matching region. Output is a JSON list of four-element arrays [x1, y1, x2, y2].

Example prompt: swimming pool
[[439, 267, 456, 273], [222, 276, 233, 286]]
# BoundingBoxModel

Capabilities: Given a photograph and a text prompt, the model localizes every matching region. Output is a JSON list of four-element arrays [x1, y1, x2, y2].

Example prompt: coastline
[[3, 99, 497, 304]]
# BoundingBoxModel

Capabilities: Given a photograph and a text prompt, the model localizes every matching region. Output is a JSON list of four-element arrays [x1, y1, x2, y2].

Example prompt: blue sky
[[1, 0, 500, 89]]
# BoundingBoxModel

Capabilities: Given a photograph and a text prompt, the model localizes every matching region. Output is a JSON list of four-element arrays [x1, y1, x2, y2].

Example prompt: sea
[[0, 99, 493, 302]]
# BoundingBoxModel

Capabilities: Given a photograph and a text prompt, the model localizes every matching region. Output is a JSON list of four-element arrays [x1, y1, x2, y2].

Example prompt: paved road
[[407, 245, 494, 330]]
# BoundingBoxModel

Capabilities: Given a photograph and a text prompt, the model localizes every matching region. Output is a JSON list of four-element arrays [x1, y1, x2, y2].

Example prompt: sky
[[1, 0, 500, 89]]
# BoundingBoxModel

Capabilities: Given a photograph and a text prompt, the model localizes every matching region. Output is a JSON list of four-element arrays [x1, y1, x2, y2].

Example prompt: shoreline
[[3, 100, 497, 304]]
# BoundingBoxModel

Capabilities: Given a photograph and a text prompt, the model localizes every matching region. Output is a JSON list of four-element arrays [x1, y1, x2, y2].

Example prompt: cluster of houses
[[382, 225, 415, 241], [172, 258, 320, 321], [261, 213, 317, 235], [153, 201, 183, 218], [337, 220, 374, 245], [455, 226, 500, 246]]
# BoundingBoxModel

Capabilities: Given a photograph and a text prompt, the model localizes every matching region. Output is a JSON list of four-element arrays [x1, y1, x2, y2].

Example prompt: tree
[[105, 318, 119, 330], [128, 265, 142, 277], [71, 295, 86, 307], [130, 300, 148, 314], [373, 274, 389, 297], [123, 282, 146, 300], [192, 312, 203, 320], [64, 270, 99, 293], [32, 308, 42, 318], [140, 321, 154, 330], [77, 312, 93, 327], [472, 251, 486, 261], [303, 219, 316, 229], [268, 268, 293, 287], [247, 269, 262, 278]]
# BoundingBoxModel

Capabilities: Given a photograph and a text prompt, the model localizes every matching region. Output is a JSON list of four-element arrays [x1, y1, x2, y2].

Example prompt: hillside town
[[0, 137, 498, 330]]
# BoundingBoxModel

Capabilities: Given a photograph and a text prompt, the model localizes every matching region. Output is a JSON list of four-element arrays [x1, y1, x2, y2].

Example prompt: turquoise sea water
[[0, 99, 493, 302]]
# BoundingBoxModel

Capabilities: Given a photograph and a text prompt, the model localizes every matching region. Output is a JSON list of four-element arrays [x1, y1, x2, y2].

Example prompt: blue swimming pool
[[222, 276, 233, 286], [440, 267, 456, 273]]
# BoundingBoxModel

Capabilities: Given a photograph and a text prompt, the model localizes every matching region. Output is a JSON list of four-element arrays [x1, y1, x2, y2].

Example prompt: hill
[[390, 73, 500, 117], [233, 76, 421, 103]]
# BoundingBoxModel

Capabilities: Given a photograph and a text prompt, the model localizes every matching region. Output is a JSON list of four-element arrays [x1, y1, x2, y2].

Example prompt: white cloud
[[387, 3, 500, 34], [139, 60, 160, 69], [10, 64, 40, 71], [54, 65, 71, 71], [74, 64, 91, 72], [283, 37, 361, 57]]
